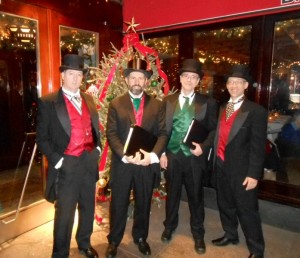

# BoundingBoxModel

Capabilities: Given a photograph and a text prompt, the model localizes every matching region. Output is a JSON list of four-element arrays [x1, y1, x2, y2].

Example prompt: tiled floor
[[0, 200, 300, 258]]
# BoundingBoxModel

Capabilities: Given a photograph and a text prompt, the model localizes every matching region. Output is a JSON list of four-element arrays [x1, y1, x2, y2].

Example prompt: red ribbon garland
[[122, 33, 170, 95], [99, 141, 109, 172]]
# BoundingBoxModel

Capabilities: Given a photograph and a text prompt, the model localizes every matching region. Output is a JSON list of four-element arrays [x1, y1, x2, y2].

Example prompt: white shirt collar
[[228, 95, 244, 103], [62, 87, 81, 98], [129, 91, 143, 99], [179, 92, 195, 107], [228, 95, 245, 111], [180, 91, 195, 99]]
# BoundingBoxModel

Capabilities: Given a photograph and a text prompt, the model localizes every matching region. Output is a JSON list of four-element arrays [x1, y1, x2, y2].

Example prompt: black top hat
[[59, 54, 87, 73], [228, 64, 251, 82], [179, 59, 204, 79], [123, 58, 153, 79]]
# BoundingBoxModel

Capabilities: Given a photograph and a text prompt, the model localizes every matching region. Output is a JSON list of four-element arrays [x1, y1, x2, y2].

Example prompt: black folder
[[182, 119, 209, 150], [123, 125, 158, 157]]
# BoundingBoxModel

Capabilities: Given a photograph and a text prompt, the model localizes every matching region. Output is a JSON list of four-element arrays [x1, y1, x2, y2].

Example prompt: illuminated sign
[[281, 0, 300, 4]]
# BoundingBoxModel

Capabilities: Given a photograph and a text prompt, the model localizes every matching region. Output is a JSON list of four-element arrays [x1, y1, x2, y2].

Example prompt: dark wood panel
[[14, 0, 123, 31], [259, 180, 300, 208]]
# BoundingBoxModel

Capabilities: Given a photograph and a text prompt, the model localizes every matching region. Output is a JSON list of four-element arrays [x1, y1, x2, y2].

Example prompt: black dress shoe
[[212, 236, 239, 246], [194, 239, 206, 254], [105, 242, 118, 258], [248, 254, 264, 258], [161, 229, 174, 243], [78, 246, 98, 258], [135, 238, 151, 255]]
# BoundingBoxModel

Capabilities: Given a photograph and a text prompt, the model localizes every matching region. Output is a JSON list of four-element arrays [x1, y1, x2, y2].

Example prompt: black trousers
[[52, 150, 98, 258], [164, 151, 205, 240], [107, 163, 156, 245], [215, 157, 265, 256]]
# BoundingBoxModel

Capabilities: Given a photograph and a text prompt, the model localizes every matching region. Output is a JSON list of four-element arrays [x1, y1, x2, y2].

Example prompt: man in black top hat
[[160, 59, 218, 254], [36, 54, 101, 258], [105, 57, 168, 258], [212, 64, 267, 258]]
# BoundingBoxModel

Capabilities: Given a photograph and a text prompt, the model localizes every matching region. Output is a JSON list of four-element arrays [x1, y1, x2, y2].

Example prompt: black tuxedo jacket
[[36, 88, 101, 202], [106, 92, 168, 187], [164, 92, 218, 156], [214, 99, 268, 180]]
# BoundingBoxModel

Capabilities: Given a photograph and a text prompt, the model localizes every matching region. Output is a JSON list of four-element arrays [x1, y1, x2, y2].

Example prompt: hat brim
[[179, 68, 204, 79], [59, 65, 88, 74], [123, 68, 153, 79], [227, 73, 250, 82]]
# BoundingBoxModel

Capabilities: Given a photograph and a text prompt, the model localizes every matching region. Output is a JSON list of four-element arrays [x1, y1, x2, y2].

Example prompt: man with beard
[[104, 57, 168, 258]]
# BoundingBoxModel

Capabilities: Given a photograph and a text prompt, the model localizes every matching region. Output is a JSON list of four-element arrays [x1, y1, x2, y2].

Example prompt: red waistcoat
[[64, 96, 94, 156], [216, 109, 239, 161]]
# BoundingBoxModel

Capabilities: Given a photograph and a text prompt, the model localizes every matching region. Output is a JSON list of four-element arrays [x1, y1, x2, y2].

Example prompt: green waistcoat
[[167, 101, 195, 156]]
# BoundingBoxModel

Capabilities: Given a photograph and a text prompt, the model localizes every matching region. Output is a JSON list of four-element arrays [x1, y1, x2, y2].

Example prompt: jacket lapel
[[214, 100, 250, 147], [124, 93, 136, 125], [194, 93, 207, 121], [55, 89, 71, 137], [141, 94, 151, 126], [81, 92, 98, 133], [227, 100, 250, 143], [214, 106, 224, 149], [165, 93, 178, 133]]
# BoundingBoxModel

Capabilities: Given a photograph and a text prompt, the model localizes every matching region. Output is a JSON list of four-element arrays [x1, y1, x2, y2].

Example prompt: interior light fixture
[[9, 26, 18, 32], [20, 27, 30, 33]]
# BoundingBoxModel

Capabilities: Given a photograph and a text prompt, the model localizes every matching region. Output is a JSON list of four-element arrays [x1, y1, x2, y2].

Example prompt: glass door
[[0, 11, 53, 244], [266, 18, 300, 185]]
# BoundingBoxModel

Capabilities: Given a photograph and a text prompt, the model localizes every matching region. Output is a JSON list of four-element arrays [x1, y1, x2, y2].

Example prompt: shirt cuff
[[54, 157, 64, 169], [122, 153, 159, 164], [150, 152, 159, 164], [96, 146, 101, 154], [122, 156, 128, 163]]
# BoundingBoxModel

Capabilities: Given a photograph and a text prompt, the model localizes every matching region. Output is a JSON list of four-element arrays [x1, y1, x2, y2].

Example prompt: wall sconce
[[20, 26, 30, 33], [9, 26, 18, 32]]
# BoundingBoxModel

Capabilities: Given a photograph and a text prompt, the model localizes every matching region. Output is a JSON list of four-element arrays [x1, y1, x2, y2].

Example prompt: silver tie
[[71, 95, 82, 114]]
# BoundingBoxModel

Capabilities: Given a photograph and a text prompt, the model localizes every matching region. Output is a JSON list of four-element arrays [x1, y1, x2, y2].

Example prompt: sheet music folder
[[183, 119, 209, 149], [123, 125, 157, 156]]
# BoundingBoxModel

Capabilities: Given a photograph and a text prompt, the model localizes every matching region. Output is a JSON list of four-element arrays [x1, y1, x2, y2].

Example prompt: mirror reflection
[[60, 26, 98, 68], [59, 26, 99, 91], [0, 13, 42, 216]]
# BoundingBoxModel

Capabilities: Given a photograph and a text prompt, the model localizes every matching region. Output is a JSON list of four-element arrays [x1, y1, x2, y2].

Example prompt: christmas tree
[[84, 18, 171, 224]]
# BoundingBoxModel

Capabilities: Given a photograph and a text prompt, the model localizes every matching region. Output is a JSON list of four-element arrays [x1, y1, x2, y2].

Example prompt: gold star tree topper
[[124, 17, 140, 33]]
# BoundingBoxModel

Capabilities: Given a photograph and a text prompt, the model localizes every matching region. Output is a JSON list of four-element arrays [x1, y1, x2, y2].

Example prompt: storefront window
[[193, 26, 252, 103], [141, 12, 300, 205], [265, 18, 300, 186], [145, 35, 179, 91], [269, 19, 300, 114]]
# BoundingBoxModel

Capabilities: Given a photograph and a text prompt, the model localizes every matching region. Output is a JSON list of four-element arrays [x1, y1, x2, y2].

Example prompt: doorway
[[0, 11, 53, 244]]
